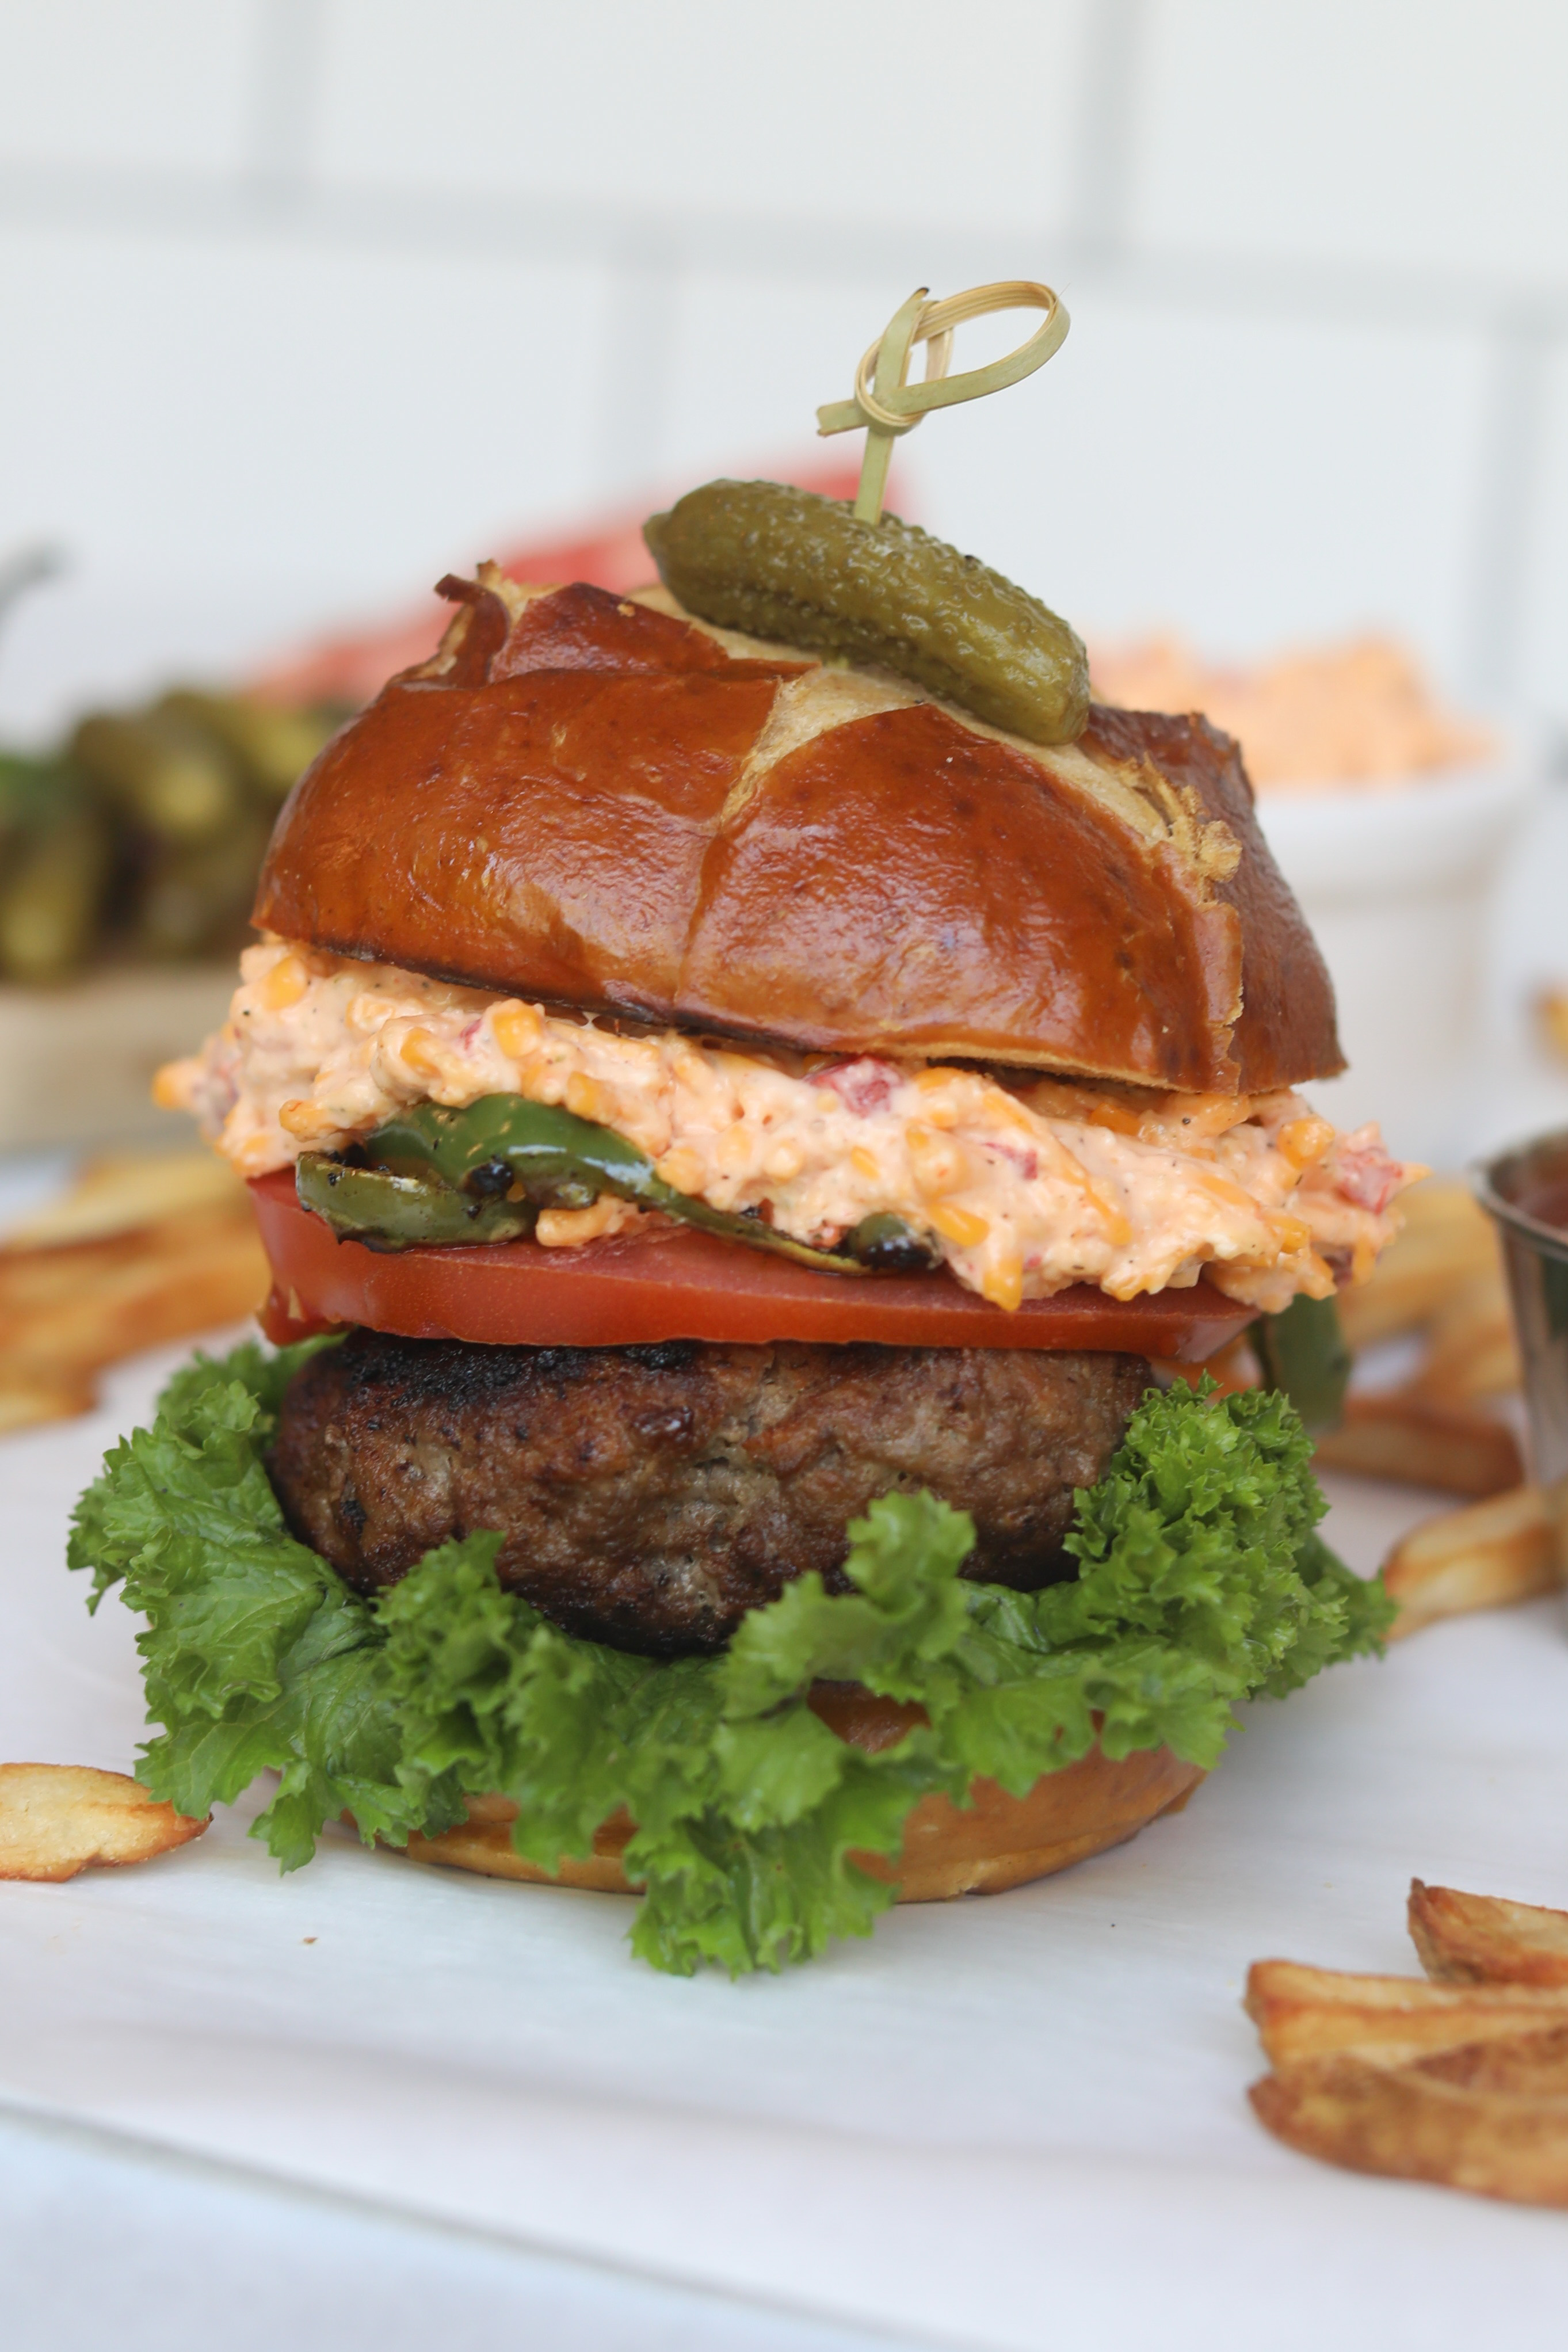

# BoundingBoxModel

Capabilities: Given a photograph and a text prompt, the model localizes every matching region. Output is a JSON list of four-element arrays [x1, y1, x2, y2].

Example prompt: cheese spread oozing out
[[158, 939, 1420, 1313]]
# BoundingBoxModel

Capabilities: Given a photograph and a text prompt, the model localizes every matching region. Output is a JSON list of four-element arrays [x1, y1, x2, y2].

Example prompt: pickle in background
[[70, 706, 245, 845], [0, 791, 113, 984], [0, 750, 57, 861], [132, 806, 276, 959], [2, 683, 344, 982], [159, 689, 341, 804]]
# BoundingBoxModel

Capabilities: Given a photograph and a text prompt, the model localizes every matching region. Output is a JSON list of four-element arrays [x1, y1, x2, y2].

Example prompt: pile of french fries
[[1249, 1882, 1568, 2206], [0, 1146, 269, 1434], [1283, 1173, 1568, 1641], [1317, 1178, 1524, 1497]]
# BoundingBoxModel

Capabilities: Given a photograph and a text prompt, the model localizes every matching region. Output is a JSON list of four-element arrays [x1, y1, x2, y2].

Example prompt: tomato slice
[[251, 1170, 1253, 1359]]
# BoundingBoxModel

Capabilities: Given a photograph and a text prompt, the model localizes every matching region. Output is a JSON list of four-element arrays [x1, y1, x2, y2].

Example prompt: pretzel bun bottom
[[394, 1687, 1206, 1905]]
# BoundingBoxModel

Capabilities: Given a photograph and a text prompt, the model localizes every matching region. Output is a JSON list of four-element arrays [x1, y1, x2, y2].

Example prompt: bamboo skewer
[[817, 279, 1070, 524]]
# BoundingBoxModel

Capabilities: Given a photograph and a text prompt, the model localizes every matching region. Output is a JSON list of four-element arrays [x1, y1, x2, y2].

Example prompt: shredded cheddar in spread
[[160, 939, 1421, 1313]]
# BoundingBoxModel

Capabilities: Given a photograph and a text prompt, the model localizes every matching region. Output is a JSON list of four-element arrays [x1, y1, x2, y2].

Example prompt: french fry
[[1536, 986, 1568, 1067], [2, 1145, 245, 1249], [1249, 1886, 1568, 2209], [1317, 1177, 1525, 1493], [1419, 2023, 1568, 2095], [1245, 1959, 1568, 2069], [0, 1763, 208, 1881], [1410, 1881, 1568, 1989], [1337, 1180, 1500, 1353], [0, 1378, 94, 1436], [1412, 1268, 1523, 1405], [1250, 2052, 1568, 2208], [1382, 1484, 1558, 1638], [1313, 1393, 1523, 1499], [0, 1195, 268, 1434]]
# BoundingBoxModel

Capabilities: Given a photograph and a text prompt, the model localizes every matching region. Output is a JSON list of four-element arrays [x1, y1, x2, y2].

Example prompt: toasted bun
[[392, 1684, 1206, 1905], [255, 573, 1341, 1092]]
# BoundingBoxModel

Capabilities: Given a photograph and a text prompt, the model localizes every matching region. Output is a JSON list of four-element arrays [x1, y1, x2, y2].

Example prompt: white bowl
[[1255, 757, 1539, 1167]]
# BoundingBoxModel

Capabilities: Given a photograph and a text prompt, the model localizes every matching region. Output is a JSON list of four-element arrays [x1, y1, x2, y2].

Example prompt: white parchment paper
[[4, 1337, 1567, 2351]]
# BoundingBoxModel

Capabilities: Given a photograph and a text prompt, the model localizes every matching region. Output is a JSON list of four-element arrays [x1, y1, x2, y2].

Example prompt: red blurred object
[[250, 455, 867, 711]]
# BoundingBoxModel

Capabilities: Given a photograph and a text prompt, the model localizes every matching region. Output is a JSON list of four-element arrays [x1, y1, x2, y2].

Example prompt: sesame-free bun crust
[[391, 1684, 1206, 1905], [255, 574, 1342, 1093]]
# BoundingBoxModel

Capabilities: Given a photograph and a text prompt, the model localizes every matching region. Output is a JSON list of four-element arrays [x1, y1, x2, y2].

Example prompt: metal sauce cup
[[1475, 1128, 1568, 1573]]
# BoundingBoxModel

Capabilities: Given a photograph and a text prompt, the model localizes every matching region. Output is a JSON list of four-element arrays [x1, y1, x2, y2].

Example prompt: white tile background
[[0, 0, 1563, 745]]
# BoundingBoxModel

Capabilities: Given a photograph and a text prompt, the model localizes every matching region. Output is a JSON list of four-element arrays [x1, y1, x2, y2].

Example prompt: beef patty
[[269, 1331, 1150, 1656]]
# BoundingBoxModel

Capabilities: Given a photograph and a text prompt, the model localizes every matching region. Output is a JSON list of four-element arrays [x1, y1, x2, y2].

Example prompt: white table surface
[[3, 1333, 1567, 2351]]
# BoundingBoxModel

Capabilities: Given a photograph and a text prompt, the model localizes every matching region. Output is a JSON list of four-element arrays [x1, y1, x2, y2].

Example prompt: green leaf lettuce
[[68, 1344, 1392, 1974]]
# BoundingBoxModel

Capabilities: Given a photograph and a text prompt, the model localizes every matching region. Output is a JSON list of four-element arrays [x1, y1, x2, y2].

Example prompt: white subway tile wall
[[659, 269, 922, 490], [910, 293, 1494, 677], [315, 0, 1092, 233], [1517, 349, 1568, 715], [0, 0, 1563, 738], [0, 1, 256, 177], [0, 224, 613, 590], [1129, 0, 1568, 287]]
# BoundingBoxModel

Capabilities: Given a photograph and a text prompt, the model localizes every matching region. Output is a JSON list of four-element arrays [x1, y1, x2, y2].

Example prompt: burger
[[71, 480, 1411, 1976]]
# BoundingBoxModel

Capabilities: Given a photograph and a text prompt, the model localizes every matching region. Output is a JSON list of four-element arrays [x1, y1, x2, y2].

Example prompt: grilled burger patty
[[269, 1331, 1150, 1656]]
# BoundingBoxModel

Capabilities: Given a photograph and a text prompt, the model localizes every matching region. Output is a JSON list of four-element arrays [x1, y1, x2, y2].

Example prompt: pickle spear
[[133, 807, 277, 958], [159, 689, 340, 802], [0, 802, 112, 982], [70, 708, 243, 845], [643, 480, 1089, 746]]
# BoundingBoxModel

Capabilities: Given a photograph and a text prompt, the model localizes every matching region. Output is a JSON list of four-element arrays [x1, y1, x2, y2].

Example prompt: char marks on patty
[[268, 1330, 1150, 1656]]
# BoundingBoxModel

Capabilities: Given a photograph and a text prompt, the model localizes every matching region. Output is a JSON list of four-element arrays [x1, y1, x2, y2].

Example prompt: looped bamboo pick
[[817, 280, 1069, 525]]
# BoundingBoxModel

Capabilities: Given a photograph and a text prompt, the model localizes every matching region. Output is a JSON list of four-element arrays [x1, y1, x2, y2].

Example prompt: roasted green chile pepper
[[297, 1156, 536, 1250], [1254, 1292, 1352, 1435], [301, 1097, 943, 1275], [643, 480, 1089, 746], [301, 1097, 859, 1270], [367, 1095, 682, 1209], [846, 1211, 942, 1275]]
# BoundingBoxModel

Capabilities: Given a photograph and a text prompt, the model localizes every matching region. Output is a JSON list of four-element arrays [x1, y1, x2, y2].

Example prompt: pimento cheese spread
[[159, 939, 1419, 1314]]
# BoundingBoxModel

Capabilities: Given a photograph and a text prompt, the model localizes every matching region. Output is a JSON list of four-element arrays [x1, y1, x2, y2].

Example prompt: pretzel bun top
[[254, 572, 1342, 1092]]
